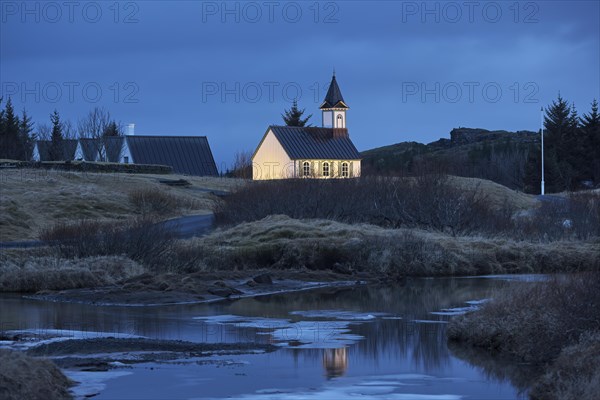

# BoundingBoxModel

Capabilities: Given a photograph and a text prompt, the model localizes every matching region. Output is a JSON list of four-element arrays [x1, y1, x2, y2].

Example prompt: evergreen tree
[[102, 121, 121, 137], [49, 110, 64, 161], [581, 99, 600, 183], [0, 97, 20, 159], [282, 100, 312, 127], [18, 109, 35, 161], [543, 94, 571, 152]]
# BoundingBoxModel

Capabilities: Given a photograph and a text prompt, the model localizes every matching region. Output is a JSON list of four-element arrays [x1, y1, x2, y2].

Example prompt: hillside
[[362, 128, 539, 190], [0, 169, 243, 241]]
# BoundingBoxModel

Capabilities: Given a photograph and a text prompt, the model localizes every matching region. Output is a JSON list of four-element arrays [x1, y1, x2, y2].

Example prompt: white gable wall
[[121, 138, 134, 164], [74, 142, 84, 161], [32, 144, 40, 161], [252, 130, 294, 180]]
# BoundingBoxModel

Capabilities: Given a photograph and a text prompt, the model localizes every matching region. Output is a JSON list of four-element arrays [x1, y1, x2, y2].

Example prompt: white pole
[[540, 107, 545, 196]]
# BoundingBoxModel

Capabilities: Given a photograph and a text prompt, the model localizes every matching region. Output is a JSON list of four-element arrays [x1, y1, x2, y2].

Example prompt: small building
[[74, 138, 103, 162], [252, 74, 361, 180], [32, 139, 78, 161], [32, 135, 219, 177]]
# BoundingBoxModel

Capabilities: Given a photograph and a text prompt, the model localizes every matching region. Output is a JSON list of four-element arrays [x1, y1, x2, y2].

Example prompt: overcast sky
[[2, 1, 599, 169]]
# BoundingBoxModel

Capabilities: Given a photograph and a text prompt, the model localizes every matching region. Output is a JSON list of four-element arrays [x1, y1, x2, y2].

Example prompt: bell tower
[[320, 72, 349, 129]]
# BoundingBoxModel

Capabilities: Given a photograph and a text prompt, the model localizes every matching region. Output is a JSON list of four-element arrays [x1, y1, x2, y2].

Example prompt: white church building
[[252, 74, 361, 180]]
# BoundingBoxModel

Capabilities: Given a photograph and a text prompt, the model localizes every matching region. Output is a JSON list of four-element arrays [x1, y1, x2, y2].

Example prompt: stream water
[[0, 276, 536, 399]]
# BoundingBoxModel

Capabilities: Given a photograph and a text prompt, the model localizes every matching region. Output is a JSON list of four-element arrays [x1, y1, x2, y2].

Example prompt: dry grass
[[0, 169, 243, 241], [448, 273, 600, 399], [446, 176, 536, 210], [169, 216, 600, 275], [0, 349, 72, 400], [0, 253, 144, 292], [530, 332, 600, 400]]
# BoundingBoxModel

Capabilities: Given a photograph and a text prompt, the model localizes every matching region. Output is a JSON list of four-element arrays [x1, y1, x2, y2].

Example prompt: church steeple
[[320, 73, 349, 129]]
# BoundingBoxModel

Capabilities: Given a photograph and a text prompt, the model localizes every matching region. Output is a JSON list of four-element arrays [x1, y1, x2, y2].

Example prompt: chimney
[[127, 123, 135, 136], [332, 128, 348, 139]]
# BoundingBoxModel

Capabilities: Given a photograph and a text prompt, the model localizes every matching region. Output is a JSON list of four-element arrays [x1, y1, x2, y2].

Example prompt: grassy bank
[[0, 168, 241, 241], [170, 216, 599, 275], [0, 349, 72, 400], [4, 215, 598, 293], [447, 273, 600, 399]]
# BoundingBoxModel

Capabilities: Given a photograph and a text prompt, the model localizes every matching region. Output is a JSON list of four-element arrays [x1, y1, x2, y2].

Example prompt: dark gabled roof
[[79, 138, 103, 161], [103, 136, 125, 163], [35, 139, 78, 161], [267, 126, 361, 160], [126, 136, 218, 176], [320, 74, 349, 109]]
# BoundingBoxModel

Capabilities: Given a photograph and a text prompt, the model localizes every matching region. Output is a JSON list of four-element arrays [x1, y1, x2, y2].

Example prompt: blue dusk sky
[[1, 1, 599, 170]]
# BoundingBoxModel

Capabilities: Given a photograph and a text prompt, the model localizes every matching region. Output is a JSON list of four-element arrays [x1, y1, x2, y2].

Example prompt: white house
[[252, 73, 362, 180]]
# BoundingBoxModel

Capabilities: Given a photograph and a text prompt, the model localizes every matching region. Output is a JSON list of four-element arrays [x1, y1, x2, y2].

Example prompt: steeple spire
[[320, 73, 348, 110], [320, 73, 349, 129]]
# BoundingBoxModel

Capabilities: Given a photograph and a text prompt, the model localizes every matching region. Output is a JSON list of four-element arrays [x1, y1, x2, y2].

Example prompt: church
[[252, 74, 361, 180]]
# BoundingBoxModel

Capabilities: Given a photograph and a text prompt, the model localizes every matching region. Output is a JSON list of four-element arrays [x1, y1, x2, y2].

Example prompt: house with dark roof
[[32, 139, 78, 161], [104, 135, 218, 176], [32, 135, 218, 176], [74, 138, 103, 161], [252, 73, 361, 180]]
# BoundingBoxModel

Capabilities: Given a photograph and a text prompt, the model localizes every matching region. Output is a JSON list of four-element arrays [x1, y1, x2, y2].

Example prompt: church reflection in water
[[322, 347, 349, 379]]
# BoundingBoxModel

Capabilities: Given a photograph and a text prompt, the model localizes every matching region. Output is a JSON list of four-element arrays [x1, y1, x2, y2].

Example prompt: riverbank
[[2, 215, 599, 305], [447, 272, 600, 399]]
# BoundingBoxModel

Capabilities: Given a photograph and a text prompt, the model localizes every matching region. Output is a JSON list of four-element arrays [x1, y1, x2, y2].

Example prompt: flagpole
[[540, 106, 545, 196]]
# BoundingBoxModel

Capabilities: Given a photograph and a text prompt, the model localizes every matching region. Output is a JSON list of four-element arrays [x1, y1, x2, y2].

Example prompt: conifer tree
[[102, 121, 121, 137], [282, 100, 312, 127], [49, 110, 64, 161], [0, 98, 20, 159], [18, 110, 35, 161], [581, 99, 600, 183]]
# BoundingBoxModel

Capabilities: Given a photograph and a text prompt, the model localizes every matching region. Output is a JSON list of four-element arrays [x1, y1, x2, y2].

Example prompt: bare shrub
[[128, 188, 197, 216], [448, 272, 600, 364], [0, 255, 144, 292], [0, 349, 72, 400], [40, 217, 174, 268], [215, 175, 504, 236], [530, 332, 600, 400]]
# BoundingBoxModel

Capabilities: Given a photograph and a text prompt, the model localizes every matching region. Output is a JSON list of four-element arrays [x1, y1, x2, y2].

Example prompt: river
[[0, 276, 537, 399]]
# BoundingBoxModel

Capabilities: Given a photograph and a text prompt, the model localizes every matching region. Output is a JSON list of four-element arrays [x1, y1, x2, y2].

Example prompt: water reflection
[[322, 347, 348, 379], [0, 277, 528, 399]]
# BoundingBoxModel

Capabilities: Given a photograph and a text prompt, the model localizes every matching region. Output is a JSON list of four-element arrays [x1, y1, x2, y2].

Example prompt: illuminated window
[[323, 162, 330, 177], [341, 162, 349, 178], [303, 161, 311, 177]]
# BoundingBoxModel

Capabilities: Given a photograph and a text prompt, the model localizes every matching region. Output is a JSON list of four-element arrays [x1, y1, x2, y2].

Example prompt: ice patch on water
[[430, 299, 490, 316], [66, 370, 132, 400], [194, 315, 291, 329], [289, 310, 387, 321], [271, 320, 364, 349], [195, 373, 462, 400], [411, 320, 448, 324], [194, 314, 370, 348]]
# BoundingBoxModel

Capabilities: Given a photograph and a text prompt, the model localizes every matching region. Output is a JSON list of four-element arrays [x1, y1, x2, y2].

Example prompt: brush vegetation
[[215, 175, 599, 240], [448, 273, 600, 399], [168, 215, 600, 276], [0, 349, 72, 400]]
